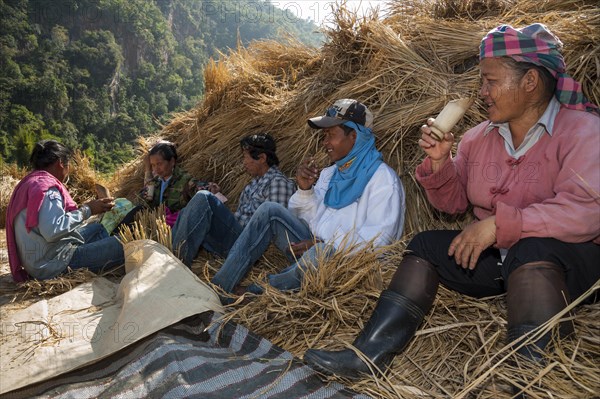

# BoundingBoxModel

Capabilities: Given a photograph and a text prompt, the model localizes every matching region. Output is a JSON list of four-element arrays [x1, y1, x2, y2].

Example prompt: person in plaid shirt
[[303, 24, 599, 384], [234, 135, 297, 227], [172, 134, 295, 266]]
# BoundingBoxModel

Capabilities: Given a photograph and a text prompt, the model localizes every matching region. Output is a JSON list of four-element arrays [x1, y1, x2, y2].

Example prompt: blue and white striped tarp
[[2, 312, 370, 399]]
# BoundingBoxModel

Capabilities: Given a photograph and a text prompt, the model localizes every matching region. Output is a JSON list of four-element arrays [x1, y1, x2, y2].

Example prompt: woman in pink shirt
[[304, 24, 600, 383]]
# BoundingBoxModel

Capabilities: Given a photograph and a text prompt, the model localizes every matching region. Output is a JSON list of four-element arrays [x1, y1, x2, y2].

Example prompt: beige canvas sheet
[[0, 239, 223, 394]]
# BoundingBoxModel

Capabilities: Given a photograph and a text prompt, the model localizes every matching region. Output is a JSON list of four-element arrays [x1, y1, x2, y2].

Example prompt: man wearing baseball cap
[[212, 99, 405, 301]]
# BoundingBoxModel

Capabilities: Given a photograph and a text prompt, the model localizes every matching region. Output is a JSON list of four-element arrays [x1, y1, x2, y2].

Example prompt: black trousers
[[406, 231, 599, 302]]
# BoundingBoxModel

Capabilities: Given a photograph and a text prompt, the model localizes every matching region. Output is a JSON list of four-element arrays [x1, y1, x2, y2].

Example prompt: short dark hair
[[340, 124, 355, 135], [149, 141, 177, 162], [30, 140, 72, 170], [240, 134, 279, 166], [500, 57, 556, 102]]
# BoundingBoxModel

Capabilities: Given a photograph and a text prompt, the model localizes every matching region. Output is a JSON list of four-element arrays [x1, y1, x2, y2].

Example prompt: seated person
[[303, 24, 600, 381], [211, 99, 406, 298], [114, 140, 222, 233], [139, 140, 221, 227], [172, 133, 296, 266], [6, 140, 124, 282]]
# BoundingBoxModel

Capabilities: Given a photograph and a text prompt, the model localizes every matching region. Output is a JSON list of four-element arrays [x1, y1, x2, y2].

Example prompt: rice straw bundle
[[117, 205, 173, 253], [65, 151, 110, 204], [15, 269, 98, 300], [217, 240, 399, 355]]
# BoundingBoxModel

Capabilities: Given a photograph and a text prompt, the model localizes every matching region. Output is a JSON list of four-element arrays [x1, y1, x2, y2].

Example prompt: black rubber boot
[[304, 255, 439, 379], [506, 261, 573, 397], [507, 261, 573, 362], [304, 290, 424, 379]]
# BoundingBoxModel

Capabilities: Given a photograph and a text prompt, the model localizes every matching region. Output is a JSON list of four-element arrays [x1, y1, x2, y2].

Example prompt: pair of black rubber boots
[[304, 256, 572, 384]]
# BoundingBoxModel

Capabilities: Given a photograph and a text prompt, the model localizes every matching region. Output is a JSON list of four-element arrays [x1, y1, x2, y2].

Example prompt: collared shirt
[[416, 103, 600, 252], [159, 176, 172, 204], [482, 98, 561, 260], [235, 166, 296, 227], [484, 97, 561, 158]]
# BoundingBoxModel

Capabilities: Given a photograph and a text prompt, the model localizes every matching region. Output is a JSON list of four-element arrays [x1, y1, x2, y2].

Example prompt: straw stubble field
[[1, 0, 599, 397]]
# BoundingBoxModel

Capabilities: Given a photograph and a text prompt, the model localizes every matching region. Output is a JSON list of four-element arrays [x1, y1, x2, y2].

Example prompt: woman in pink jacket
[[304, 24, 599, 381]]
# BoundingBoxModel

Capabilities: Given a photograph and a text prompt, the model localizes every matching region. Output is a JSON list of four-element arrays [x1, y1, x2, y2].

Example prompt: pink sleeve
[[494, 203, 522, 247], [415, 136, 476, 215]]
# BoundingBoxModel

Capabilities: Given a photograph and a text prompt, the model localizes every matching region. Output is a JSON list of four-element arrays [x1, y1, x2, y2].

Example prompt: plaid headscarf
[[480, 24, 598, 114]]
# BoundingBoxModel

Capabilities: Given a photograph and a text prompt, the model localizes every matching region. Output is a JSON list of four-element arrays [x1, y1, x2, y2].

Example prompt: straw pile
[[210, 235, 599, 398], [0, 163, 27, 228], [15, 268, 99, 300], [66, 151, 111, 204], [109, 0, 599, 397], [0, 176, 19, 228], [114, 0, 599, 236]]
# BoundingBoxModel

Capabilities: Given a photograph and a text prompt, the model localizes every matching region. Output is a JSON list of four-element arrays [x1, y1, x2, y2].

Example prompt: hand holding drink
[[429, 98, 473, 141], [297, 157, 320, 190], [419, 98, 473, 172]]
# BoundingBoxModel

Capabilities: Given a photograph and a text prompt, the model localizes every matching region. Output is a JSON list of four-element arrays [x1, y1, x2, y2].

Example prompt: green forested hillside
[[0, 0, 323, 172]]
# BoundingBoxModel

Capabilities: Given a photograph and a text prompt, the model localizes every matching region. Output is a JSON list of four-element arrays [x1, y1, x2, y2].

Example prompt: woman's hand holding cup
[[419, 118, 454, 172]]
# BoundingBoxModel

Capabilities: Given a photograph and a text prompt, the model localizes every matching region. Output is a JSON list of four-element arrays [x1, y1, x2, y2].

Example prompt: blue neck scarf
[[324, 121, 383, 209]]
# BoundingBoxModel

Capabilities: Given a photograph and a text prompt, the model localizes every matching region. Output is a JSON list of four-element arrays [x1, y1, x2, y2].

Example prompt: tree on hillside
[[0, 0, 323, 172]]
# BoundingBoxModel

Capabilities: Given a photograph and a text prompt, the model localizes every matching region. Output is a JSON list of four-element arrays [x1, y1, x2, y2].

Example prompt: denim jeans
[[171, 191, 243, 267], [211, 202, 318, 294], [70, 223, 125, 273], [246, 241, 336, 294]]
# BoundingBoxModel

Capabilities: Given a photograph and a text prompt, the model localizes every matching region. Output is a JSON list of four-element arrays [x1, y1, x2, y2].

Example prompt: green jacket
[[146, 166, 205, 212]]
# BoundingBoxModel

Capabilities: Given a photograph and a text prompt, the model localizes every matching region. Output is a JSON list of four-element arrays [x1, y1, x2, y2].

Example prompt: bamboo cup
[[430, 98, 473, 141]]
